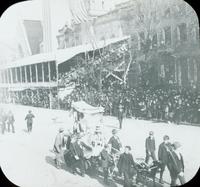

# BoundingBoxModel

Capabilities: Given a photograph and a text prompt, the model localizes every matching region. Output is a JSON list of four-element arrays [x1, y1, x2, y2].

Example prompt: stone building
[[57, 0, 200, 89]]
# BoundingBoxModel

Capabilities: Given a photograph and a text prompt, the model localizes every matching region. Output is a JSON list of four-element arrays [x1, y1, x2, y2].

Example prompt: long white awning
[[0, 35, 130, 70], [72, 101, 104, 114], [0, 52, 56, 69]]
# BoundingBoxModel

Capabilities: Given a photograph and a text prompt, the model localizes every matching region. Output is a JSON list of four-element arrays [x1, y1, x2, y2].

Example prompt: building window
[[164, 8, 171, 18], [164, 26, 171, 46], [43, 62, 49, 82], [152, 33, 157, 47], [178, 23, 187, 42], [139, 31, 145, 50], [138, 14, 144, 23], [111, 34, 115, 38], [31, 65, 36, 82], [37, 63, 43, 82]]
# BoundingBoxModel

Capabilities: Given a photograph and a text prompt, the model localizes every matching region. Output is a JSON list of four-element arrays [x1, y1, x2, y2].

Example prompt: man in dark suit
[[117, 146, 136, 187], [25, 110, 35, 133], [145, 131, 157, 164], [108, 129, 122, 154], [167, 141, 186, 186], [158, 135, 172, 183], [69, 134, 85, 176], [118, 101, 124, 129]]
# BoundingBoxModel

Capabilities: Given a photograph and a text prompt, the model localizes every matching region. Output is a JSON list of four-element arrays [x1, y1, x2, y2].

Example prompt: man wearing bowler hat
[[145, 131, 157, 164], [69, 133, 86, 176], [158, 135, 172, 183]]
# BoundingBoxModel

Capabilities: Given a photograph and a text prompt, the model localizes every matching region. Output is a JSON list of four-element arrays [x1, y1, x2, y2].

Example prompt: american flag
[[68, 0, 98, 49]]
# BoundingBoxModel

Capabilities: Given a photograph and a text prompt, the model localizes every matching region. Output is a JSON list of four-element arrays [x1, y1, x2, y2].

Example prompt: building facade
[[57, 0, 200, 89]]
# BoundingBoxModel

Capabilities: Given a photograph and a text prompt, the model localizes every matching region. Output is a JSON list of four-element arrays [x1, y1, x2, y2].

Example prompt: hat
[[59, 127, 64, 132], [112, 129, 118, 134], [125, 146, 131, 151], [172, 141, 181, 149], [149, 131, 154, 135], [163, 135, 170, 140]]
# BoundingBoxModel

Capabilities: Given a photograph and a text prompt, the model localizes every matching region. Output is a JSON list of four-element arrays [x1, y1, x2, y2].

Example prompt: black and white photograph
[[0, 0, 199, 186]]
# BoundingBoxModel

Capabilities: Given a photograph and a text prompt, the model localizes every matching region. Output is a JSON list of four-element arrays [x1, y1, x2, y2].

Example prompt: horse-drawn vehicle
[[62, 101, 170, 187]]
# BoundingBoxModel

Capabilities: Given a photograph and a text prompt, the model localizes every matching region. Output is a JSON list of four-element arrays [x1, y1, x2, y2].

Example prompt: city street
[[0, 104, 200, 187]]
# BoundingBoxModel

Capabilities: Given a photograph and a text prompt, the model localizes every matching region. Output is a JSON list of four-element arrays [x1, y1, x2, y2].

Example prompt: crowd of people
[[9, 89, 50, 108], [0, 97, 187, 187], [60, 78, 200, 125], [56, 38, 200, 126]]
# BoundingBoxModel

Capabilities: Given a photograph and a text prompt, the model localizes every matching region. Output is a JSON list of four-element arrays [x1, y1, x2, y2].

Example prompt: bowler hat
[[125, 146, 131, 150], [59, 127, 64, 132], [112, 129, 118, 134], [149, 131, 154, 135]]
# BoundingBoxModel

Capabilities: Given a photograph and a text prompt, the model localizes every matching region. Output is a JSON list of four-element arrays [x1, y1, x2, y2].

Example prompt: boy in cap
[[53, 127, 65, 169], [167, 141, 186, 186], [25, 110, 35, 133], [100, 144, 113, 184], [158, 135, 172, 183], [117, 146, 136, 187], [145, 131, 157, 164]]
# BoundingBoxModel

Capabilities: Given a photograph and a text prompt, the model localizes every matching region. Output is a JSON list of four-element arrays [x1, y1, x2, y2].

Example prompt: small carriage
[[63, 101, 169, 186]]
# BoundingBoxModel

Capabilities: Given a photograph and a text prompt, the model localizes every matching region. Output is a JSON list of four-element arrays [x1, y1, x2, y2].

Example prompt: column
[[25, 66, 28, 83], [10, 69, 13, 84], [48, 62, 51, 82], [35, 64, 38, 82], [6, 70, 9, 84], [4, 70, 7, 83], [15, 68, 18, 83], [29, 65, 32, 82], [3, 70, 7, 83], [1, 70, 4, 83], [20, 67, 22, 83]]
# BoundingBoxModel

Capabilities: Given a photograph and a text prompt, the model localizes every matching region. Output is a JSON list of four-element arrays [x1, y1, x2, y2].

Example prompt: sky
[[0, 0, 42, 43], [0, 0, 129, 62]]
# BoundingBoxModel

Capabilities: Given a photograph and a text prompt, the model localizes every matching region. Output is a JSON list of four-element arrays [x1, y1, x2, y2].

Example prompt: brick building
[[57, 0, 200, 89]]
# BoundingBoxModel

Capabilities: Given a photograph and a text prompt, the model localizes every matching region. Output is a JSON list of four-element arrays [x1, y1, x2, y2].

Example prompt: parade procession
[[0, 0, 200, 187]]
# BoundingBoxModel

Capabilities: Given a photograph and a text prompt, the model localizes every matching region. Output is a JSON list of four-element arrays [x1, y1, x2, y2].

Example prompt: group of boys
[[0, 108, 15, 134]]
